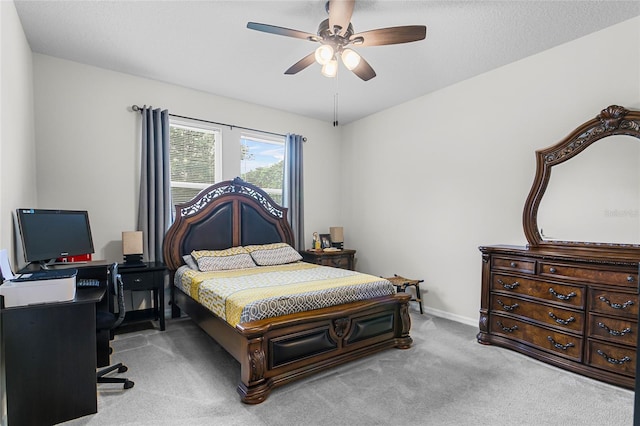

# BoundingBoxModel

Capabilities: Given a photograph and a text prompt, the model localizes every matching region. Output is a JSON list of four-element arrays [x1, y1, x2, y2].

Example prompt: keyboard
[[77, 278, 101, 287], [12, 268, 78, 282]]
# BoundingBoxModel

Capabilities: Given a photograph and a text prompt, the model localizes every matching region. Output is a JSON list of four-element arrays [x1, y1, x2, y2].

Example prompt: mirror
[[523, 105, 640, 252], [537, 135, 640, 245]]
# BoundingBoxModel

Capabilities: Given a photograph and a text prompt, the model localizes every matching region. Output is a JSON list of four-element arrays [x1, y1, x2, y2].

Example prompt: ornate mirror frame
[[522, 105, 640, 255]]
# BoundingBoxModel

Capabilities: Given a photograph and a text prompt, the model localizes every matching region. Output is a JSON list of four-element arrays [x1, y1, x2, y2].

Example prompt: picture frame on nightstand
[[319, 234, 332, 249]]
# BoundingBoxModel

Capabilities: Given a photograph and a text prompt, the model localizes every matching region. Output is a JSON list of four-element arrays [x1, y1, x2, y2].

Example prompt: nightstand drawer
[[322, 256, 350, 269], [300, 249, 356, 271], [121, 272, 155, 290]]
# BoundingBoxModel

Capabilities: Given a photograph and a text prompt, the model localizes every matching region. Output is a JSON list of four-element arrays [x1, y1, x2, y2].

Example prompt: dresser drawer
[[120, 272, 155, 290], [491, 316, 583, 362], [587, 340, 635, 377], [590, 289, 638, 319], [539, 261, 638, 288], [492, 274, 585, 308], [492, 256, 535, 274], [588, 314, 636, 346], [490, 294, 584, 333]]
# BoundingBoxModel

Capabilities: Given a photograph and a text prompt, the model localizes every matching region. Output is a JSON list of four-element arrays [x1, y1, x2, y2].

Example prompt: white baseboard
[[421, 306, 477, 327]]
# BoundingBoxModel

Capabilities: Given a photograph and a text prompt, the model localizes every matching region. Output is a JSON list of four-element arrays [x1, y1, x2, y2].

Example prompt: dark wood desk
[[1, 285, 106, 425]]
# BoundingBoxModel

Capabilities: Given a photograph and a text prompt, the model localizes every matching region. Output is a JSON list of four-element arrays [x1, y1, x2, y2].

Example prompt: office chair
[[96, 263, 134, 389]]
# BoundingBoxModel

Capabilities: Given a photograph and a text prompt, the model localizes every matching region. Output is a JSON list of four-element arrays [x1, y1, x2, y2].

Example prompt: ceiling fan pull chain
[[333, 74, 339, 127]]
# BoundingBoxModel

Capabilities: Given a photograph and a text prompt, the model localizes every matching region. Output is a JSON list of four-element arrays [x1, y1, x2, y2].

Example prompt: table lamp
[[329, 227, 344, 249], [122, 231, 144, 265]]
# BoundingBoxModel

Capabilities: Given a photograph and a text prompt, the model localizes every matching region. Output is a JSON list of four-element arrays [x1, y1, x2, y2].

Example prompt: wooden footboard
[[173, 287, 412, 404]]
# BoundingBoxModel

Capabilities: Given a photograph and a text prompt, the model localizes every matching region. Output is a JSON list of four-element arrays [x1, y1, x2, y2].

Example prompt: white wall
[[340, 17, 640, 325], [0, 1, 37, 271], [0, 2, 37, 423], [32, 55, 341, 268]]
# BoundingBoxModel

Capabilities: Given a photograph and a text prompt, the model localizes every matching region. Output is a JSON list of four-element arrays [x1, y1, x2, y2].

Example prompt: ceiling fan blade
[[351, 56, 376, 81], [351, 26, 427, 47], [328, 0, 355, 36], [247, 22, 317, 41], [285, 52, 316, 75]]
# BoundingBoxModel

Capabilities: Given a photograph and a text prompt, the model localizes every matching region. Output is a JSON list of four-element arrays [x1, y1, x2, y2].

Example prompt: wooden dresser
[[478, 105, 640, 389], [478, 245, 638, 388]]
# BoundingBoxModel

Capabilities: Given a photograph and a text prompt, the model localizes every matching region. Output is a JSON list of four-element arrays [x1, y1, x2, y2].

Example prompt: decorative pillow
[[244, 242, 302, 266], [182, 254, 198, 270], [191, 247, 256, 271]]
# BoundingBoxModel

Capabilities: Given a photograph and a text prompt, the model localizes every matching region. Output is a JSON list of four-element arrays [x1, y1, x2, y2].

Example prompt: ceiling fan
[[247, 0, 427, 81]]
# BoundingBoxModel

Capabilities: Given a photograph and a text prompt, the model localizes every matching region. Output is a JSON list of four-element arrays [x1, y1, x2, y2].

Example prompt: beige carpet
[[63, 313, 634, 425]]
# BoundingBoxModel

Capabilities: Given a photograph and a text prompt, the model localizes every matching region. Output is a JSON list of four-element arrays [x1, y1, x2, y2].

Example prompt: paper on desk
[[0, 249, 16, 281]]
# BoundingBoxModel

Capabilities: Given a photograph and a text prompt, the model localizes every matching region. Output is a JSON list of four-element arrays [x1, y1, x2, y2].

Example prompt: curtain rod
[[131, 105, 306, 141]]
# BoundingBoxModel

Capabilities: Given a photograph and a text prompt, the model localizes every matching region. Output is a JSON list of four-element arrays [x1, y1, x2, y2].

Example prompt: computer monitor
[[16, 208, 95, 269]]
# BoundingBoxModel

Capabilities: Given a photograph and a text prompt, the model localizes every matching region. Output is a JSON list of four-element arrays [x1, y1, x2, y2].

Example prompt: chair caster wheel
[[118, 366, 128, 373], [124, 380, 134, 389]]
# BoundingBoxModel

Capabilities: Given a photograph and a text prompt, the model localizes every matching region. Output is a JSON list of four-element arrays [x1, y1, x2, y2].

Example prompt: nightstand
[[300, 249, 356, 270], [117, 261, 166, 331]]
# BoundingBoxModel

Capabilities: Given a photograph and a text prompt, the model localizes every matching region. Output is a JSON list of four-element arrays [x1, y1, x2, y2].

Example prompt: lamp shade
[[321, 59, 338, 78], [329, 227, 344, 243], [315, 44, 334, 65], [122, 231, 143, 255], [341, 49, 361, 71]]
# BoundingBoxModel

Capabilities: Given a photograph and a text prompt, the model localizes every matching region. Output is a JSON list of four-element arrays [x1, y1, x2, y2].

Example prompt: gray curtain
[[137, 107, 171, 262], [283, 133, 305, 250]]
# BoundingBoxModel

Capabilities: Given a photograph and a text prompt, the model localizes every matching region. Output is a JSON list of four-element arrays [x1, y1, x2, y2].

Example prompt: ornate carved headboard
[[163, 178, 295, 271]]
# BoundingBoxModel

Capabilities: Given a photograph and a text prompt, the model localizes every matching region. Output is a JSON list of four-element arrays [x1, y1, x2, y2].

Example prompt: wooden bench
[[385, 274, 424, 314]]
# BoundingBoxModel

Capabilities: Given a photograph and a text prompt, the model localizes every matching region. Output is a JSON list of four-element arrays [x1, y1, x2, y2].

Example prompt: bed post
[[237, 337, 271, 404]]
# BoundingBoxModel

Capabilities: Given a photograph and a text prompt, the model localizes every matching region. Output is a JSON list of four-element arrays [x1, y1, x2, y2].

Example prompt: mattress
[[174, 262, 395, 327]]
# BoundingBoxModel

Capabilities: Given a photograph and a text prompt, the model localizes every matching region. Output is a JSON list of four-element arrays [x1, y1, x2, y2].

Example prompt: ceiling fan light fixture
[[315, 44, 334, 65], [341, 48, 361, 71], [321, 59, 338, 78]]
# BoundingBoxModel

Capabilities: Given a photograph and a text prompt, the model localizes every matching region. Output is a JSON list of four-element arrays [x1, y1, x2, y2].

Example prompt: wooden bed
[[163, 178, 412, 404]]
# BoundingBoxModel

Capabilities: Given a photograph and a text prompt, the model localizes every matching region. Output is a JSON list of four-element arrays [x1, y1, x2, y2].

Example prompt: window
[[169, 118, 221, 210], [240, 133, 285, 205]]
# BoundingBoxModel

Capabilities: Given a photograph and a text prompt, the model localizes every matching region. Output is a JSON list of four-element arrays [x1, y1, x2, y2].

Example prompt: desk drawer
[[120, 272, 156, 291]]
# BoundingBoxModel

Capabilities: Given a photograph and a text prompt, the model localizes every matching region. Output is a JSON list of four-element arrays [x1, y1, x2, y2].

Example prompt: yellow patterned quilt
[[174, 262, 395, 327]]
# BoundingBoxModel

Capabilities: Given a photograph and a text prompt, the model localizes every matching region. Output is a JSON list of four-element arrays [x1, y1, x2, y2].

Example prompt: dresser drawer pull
[[597, 322, 632, 337], [134, 278, 143, 283], [497, 279, 519, 290], [509, 262, 517, 268], [549, 267, 557, 273], [496, 320, 518, 333], [596, 349, 632, 365], [496, 299, 519, 312], [548, 312, 575, 325], [599, 296, 634, 310], [628, 275, 635, 283], [546, 336, 574, 351], [549, 288, 576, 301]]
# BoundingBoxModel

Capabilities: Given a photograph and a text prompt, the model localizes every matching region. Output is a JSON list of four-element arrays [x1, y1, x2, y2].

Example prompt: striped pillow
[[191, 247, 256, 271], [244, 243, 302, 266]]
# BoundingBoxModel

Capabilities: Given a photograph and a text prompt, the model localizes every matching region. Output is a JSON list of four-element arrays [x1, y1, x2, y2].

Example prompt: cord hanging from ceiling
[[333, 72, 339, 127]]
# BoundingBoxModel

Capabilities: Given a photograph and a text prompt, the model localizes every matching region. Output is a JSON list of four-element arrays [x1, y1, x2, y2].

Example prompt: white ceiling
[[13, 0, 640, 125]]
